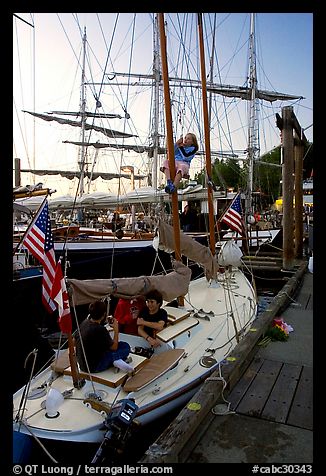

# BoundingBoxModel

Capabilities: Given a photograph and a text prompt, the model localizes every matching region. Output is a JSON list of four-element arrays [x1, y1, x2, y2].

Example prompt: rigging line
[[72, 11, 116, 106], [13, 98, 32, 170], [13, 13, 35, 28], [117, 13, 137, 199], [56, 14, 86, 76], [14, 23, 33, 172], [55, 16, 121, 153], [302, 142, 313, 161], [208, 48, 240, 155], [71, 296, 98, 396], [52, 19, 91, 200], [105, 14, 154, 132], [85, 15, 121, 187], [16, 349, 38, 425], [168, 14, 201, 139], [207, 13, 217, 127], [19, 420, 58, 463], [95, 13, 120, 105]]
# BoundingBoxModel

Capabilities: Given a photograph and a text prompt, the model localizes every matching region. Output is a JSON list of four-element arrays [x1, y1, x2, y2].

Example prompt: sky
[[13, 13, 313, 197]]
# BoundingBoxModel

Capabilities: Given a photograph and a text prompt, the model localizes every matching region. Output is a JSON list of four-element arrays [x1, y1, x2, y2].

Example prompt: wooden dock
[[140, 260, 313, 463], [227, 357, 312, 430]]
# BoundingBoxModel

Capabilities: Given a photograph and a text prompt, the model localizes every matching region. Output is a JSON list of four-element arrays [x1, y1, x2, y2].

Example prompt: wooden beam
[[291, 111, 309, 146]]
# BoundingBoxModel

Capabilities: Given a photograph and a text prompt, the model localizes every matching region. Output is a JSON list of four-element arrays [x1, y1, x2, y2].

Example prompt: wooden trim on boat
[[52, 351, 148, 388], [157, 318, 199, 343]]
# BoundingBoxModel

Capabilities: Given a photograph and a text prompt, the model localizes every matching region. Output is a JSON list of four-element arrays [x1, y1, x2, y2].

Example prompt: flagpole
[[13, 195, 49, 255], [60, 257, 82, 387], [52, 258, 85, 389]]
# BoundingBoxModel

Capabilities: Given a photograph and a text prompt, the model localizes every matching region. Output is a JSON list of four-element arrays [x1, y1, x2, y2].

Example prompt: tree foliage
[[194, 158, 243, 190], [254, 147, 282, 206], [193, 142, 313, 208]]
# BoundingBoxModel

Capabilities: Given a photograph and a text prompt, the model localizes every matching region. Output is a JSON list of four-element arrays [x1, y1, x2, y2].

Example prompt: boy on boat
[[75, 300, 133, 374], [137, 290, 168, 348]]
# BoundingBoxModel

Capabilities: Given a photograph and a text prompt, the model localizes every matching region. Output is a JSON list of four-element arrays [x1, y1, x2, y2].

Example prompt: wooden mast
[[158, 13, 181, 262], [197, 13, 217, 263]]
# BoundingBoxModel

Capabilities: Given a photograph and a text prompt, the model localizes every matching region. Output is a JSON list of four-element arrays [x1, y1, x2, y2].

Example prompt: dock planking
[[287, 365, 313, 430], [261, 362, 302, 423], [228, 357, 313, 430], [234, 359, 283, 416]]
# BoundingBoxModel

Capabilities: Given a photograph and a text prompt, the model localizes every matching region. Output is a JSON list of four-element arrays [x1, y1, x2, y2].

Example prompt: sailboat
[[13, 13, 258, 455]]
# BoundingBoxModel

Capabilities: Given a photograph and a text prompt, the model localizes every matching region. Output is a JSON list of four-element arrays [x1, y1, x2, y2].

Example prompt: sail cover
[[158, 220, 219, 280], [207, 85, 303, 103], [68, 260, 191, 306], [22, 111, 136, 139]]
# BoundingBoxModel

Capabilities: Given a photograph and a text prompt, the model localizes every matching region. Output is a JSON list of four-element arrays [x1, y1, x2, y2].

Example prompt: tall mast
[[78, 27, 87, 197], [245, 13, 259, 216], [151, 15, 161, 190], [197, 13, 216, 259], [158, 13, 181, 261]]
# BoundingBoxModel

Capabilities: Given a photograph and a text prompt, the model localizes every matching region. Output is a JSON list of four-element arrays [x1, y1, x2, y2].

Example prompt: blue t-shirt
[[174, 144, 198, 164]]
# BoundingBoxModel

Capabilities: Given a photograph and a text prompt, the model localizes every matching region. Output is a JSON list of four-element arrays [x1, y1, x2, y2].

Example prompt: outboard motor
[[91, 398, 139, 465]]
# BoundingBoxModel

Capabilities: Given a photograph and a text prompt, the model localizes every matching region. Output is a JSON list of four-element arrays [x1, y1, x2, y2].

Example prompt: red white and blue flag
[[50, 259, 72, 334], [21, 199, 56, 313], [221, 193, 244, 235]]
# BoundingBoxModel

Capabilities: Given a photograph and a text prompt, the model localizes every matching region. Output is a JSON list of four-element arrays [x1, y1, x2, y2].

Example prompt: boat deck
[[140, 261, 313, 463]]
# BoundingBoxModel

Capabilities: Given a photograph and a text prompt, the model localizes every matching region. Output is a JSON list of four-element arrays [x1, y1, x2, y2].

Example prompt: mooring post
[[282, 106, 295, 270]]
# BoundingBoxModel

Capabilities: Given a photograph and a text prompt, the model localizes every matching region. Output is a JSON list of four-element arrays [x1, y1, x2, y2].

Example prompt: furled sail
[[22, 110, 136, 139], [63, 140, 156, 154], [48, 110, 123, 119], [20, 169, 146, 181], [207, 85, 304, 103], [157, 220, 219, 280], [63, 141, 237, 159], [68, 260, 191, 306]]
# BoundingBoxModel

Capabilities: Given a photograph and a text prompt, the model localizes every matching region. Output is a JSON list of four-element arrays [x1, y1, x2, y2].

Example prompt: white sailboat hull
[[13, 268, 257, 444]]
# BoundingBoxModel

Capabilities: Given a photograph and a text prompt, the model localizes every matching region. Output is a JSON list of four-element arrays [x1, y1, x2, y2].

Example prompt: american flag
[[50, 259, 72, 334], [21, 199, 56, 313], [221, 193, 244, 235]]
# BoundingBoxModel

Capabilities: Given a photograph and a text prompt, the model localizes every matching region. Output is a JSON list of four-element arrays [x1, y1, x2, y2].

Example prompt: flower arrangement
[[266, 323, 288, 341], [259, 318, 293, 346]]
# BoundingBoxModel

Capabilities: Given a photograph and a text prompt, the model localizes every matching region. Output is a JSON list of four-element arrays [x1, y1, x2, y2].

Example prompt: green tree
[[194, 158, 243, 190], [193, 141, 312, 209], [254, 147, 282, 207]]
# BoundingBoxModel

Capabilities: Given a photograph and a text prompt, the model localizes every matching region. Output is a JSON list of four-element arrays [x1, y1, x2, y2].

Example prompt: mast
[[151, 15, 161, 190], [245, 13, 259, 217], [197, 13, 216, 259], [158, 13, 181, 262], [78, 27, 87, 197]]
